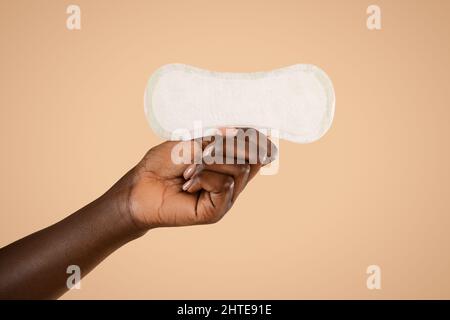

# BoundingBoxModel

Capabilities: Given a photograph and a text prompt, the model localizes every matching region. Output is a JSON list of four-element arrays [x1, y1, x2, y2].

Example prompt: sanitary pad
[[144, 63, 335, 143]]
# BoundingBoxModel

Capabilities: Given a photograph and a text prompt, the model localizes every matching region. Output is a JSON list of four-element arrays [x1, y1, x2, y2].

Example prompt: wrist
[[100, 168, 149, 241]]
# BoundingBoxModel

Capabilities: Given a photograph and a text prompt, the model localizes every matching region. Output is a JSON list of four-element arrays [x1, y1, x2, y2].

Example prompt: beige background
[[1, 0, 449, 299]]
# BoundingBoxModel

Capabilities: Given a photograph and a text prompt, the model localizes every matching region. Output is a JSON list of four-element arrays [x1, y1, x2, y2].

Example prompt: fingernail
[[183, 164, 196, 179], [182, 179, 193, 191]]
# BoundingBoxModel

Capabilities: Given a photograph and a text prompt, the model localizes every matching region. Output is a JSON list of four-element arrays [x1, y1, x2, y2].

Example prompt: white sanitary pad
[[144, 63, 335, 143]]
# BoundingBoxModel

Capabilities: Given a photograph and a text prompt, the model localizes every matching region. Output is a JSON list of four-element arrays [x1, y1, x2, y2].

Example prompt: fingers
[[183, 162, 253, 202], [180, 127, 274, 205], [183, 170, 234, 195], [174, 128, 275, 225]]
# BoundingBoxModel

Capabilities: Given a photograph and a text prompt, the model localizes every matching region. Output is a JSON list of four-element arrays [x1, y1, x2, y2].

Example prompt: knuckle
[[200, 206, 224, 225], [208, 213, 224, 224]]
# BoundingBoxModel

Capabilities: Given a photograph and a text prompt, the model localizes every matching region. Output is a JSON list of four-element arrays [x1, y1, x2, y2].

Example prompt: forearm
[[0, 177, 145, 299]]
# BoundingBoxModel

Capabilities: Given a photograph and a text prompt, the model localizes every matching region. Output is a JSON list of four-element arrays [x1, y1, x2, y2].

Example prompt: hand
[[117, 130, 276, 229]]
